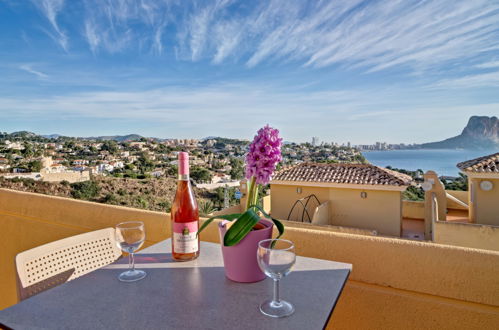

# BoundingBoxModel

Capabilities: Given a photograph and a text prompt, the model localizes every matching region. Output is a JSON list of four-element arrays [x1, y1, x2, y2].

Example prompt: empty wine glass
[[257, 239, 296, 318], [115, 221, 146, 282]]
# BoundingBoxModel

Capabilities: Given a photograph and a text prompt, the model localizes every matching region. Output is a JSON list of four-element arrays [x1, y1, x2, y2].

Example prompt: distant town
[[0, 131, 366, 184]]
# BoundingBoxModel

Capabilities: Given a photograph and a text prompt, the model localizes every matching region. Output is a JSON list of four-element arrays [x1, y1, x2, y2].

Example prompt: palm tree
[[199, 200, 216, 216]]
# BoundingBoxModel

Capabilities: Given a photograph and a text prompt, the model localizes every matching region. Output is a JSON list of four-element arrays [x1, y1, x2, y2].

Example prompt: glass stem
[[273, 279, 280, 304], [129, 252, 135, 272]]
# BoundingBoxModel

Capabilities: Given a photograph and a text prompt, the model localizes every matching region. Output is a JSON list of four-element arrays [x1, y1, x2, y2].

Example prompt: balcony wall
[[1, 188, 499, 329], [402, 200, 425, 219], [446, 189, 469, 210], [434, 220, 499, 251], [271, 184, 402, 236]]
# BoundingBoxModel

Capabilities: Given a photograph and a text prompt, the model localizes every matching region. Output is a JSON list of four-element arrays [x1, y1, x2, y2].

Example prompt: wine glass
[[115, 221, 146, 282], [257, 239, 296, 318]]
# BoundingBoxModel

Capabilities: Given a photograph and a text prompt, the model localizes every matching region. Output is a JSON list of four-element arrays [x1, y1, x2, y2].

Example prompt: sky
[[0, 0, 498, 144]]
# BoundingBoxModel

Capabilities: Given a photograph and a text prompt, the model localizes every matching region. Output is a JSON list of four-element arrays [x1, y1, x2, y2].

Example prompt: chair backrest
[[16, 228, 121, 300], [312, 201, 330, 226]]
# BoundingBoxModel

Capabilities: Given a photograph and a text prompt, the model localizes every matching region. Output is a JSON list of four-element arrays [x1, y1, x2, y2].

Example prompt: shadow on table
[[110, 253, 176, 266]]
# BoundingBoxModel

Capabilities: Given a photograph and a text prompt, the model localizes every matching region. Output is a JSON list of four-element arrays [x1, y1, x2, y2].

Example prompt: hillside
[[421, 116, 499, 150], [0, 177, 215, 213], [84, 134, 145, 142]]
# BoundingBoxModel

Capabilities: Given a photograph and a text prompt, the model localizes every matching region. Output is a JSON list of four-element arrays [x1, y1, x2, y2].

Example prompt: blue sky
[[1, 0, 498, 144]]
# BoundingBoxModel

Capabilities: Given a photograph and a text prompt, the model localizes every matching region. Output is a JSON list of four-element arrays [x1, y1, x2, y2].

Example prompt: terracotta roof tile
[[456, 152, 499, 173], [272, 163, 412, 186]]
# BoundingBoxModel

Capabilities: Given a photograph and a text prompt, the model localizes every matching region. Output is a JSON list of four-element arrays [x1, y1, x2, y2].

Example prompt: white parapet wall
[[41, 170, 91, 183]]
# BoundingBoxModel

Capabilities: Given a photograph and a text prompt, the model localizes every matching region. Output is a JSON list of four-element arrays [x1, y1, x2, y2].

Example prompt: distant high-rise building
[[312, 137, 320, 146]]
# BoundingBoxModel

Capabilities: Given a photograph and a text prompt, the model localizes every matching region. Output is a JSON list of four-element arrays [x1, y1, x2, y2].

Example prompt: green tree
[[27, 160, 42, 172], [101, 140, 118, 154], [190, 166, 213, 183], [443, 173, 468, 191], [165, 165, 178, 177], [70, 180, 101, 200], [137, 152, 154, 173], [22, 144, 34, 158], [229, 158, 244, 180], [403, 186, 425, 201]]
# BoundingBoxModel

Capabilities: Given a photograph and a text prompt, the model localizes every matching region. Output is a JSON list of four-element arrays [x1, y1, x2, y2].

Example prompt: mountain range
[[420, 116, 499, 150], [4, 116, 499, 150]]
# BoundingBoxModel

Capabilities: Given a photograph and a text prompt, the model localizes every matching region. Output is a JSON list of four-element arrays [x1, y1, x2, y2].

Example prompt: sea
[[363, 149, 498, 177]]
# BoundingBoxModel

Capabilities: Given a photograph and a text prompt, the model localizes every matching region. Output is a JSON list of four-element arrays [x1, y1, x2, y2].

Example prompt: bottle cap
[[178, 152, 189, 176]]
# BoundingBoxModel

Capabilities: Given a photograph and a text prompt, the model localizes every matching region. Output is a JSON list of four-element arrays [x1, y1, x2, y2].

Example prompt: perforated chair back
[[16, 228, 122, 301]]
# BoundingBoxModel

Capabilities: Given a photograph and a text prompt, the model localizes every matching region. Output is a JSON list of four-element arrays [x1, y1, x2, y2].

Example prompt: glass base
[[118, 269, 146, 282], [259, 299, 294, 318]]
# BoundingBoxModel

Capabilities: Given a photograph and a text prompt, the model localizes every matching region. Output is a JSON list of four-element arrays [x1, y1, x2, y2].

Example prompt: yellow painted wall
[[330, 281, 499, 330], [402, 200, 425, 219], [2, 189, 499, 329], [434, 220, 499, 251], [211, 203, 242, 216], [424, 171, 447, 239], [262, 195, 271, 214], [271, 184, 402, 236], [271, 184, 330, 222], [402, 192, 466, 221], [472, 178, 499, 226], [446, 190, 469, 210]]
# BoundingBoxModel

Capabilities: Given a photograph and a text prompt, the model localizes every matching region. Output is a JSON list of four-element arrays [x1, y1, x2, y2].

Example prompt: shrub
[[158, 200, 171, 212], [102, 193, 118, 204], [70, 180, 101, 200], [403, 185, 424, 201], [135, 196, 149, 209]]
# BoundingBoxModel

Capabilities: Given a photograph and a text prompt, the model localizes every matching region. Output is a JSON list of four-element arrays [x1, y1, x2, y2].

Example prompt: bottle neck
[[178, 174, 189, 181]]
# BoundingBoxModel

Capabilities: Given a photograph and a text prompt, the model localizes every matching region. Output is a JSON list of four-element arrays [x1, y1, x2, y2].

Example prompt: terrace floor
[[446, 209, 470, 223]]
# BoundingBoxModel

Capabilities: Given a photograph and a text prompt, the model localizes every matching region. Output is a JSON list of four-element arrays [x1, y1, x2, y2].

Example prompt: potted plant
[[198, 125, 284, 282]]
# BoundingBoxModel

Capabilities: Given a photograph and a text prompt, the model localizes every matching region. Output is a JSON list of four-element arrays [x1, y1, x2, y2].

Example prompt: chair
[[311, 201, 330, 226], [15, 228, 122, 301]]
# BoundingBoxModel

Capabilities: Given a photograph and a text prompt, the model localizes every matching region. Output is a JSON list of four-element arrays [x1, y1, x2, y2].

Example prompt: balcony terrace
[[1, 188, 499, 329]]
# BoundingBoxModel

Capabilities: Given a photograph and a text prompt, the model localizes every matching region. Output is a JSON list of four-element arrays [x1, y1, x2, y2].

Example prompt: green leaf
[[270, 218, 285, 241], [197, 213, 241, 237], [196, 204, 286, 247], [248, 204, 285, 241], [224, 209, 261, 246]]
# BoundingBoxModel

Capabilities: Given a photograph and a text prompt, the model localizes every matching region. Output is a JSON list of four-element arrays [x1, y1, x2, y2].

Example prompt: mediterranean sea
[[363, 149, 498, 177]]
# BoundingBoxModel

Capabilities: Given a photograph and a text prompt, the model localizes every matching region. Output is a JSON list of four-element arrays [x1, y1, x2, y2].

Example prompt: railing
[[286, 194, 321, 222]]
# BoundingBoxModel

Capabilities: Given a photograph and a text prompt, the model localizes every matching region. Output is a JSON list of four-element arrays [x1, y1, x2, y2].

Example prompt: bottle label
[[173, 221, 199, 254]]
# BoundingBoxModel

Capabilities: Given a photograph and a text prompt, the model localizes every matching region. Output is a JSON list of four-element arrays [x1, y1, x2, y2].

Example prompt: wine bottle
[[171, 152, 200, 261]]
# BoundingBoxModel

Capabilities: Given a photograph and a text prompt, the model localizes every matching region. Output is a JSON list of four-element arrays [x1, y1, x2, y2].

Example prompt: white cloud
[[83, 19, 100, 54], [32, 0, 68, 51], [19, 64, 49, 79], [1, 82, 498, 143], [475, 61, 499, 69], [434, 71, 499, 88], [29, 0, 497, 78]]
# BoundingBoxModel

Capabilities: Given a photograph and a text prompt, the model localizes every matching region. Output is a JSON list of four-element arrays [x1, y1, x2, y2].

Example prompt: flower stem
[[245, 176, 257, 211]]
